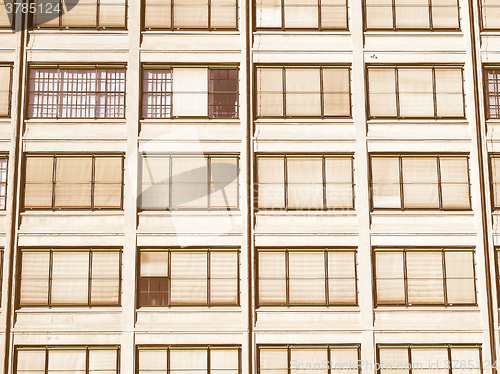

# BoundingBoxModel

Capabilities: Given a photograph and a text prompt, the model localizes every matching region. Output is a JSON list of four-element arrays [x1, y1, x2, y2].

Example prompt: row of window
[[1, 0, 500, 31], [11, 247, 481, 308], [13, 345, 483, 374], [2, 65, 500, 120]]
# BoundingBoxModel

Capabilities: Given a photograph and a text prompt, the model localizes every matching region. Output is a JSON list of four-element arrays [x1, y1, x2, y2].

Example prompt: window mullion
[[437, 156, 443, 209], [442, 249, 448, 306], [403, 249, 408, 305]]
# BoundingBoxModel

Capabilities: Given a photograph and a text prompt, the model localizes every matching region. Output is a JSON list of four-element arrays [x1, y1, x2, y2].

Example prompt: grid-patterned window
[[0, 64, 12, 117], [258, 345, 360, 373], [378, 345, 481, 374], [374, 248, 476, 306], [367, 66, 464, 119], [485, 68, 500, 119], [16, 346, 119, 374], [19, 248, 121, 307], [142, 66, 238, 119], [28, 65, 126, 119], [24, 154, 123, 210], [0, 157, 8, 210], [138, 346, 240, 374], [482, 0, 500, 29], [257, 155, 353, 210], [257, 248, 357, 306], [31, 0, 126, 28], [140, 154, 239, 210], [489, 155, 500, 209], [0, 0, 13, 28], [144, 0, 237, 29], [256, 66, 350, 118], [365, 0, 459, 30], [370, 154, 471, 210], [255, 0, 347, 29], [138, 248, 239, 307]]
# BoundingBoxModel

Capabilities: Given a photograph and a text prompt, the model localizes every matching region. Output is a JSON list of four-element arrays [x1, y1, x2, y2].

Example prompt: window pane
[[210, 252, 238, 304], [290, 349, 328, 374], [173, 0, 208, 27], [17, 350, 46, 374], [170, 350, 207, 372], [258, 251, 286, 305], [375, 251, 405, 304], [287, 157, 323, 209], [285, 68, 321, 116], [138, 349, 168, 372], [143, 69, 172, 118], [371, 157, 401, 208], [61, 0, 97, 27], [51, 251, 89, 305], [89, 349, 117, 374], [141, 251, 169, 277], [445, 251, 475, 304], [323, 68, 350, 116], [402, 157, 439, 208], [379, 348, 409, 374], [0, 66, 10, 116], [171, 157, 208, 209], [288, 252, 325, 304], [170, 252, 207, 304], [395, 0, 430, 28], [48, 349, 86, 374], [209, 69, 238, 119], [211, 0, 237, 27], [91, 252, 120, 305], [259, 349, 288, 372], [440, 157, 470, 209], [489, 70, 500, 118], [435, 69, 464, 117], [256, 0, 282, 27], [257, 68, 283, 117], [0, 0, 13, 28], [258, 157, 285, 209], [321, 0, 347, 28], [145, 0, 172, 28], [172, 68, 208, 116], [398, 69, 434, 117], [432, 0, 459, 28], [284, 0, 318, 28], [368, 68, 397, 117], [211, 349, 239, 371], [482, 0, 500, 29], [25, 156, 53, 208], [325, 157, 353, 209], [142, 156, 170, 210], [406, 251, 444, 304], [99, 0, 126, 27], [365, 0, 393, 28], [210, 157, 238, 209], [20, 251, 50, 305], [328, 251, 356, 304]]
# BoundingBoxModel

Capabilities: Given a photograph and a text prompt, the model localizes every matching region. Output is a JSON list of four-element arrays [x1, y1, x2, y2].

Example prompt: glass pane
[[257, 68, 283, 117], [368, 68, 397, 117], [398, 69, 434, 117], [285, 68, 321, 116]]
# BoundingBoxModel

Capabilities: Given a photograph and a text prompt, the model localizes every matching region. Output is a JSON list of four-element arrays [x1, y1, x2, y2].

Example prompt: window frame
[[0, 0, 15, 29], [142, 0, 238, 30], [22, 153, 125, 211], [372, 247, 477, 307], [255, 153, 355, 211], [366, 65, 466, 120], [363, 0, 461, 31], [375, 344, 483, 374], [256, 247, 358, 307], [17, 247, 122, 308], [483, 66, 500, 120], [15, 345, 120, 374], [488, 154, 500, 210], [137, 247, 240, 308], [27, 64, 127, 120], [369, 153, 472, 211], [254, 64, 352, 119], [140, 153, 240, 211], [253, 0, 349, 31], [0, 64, 13, 118], [257, 344, 361, 374], [28, 0, 128, 30], [141, 64, 240, 120], [480, 0, 500, 31], [0, 155, 8, 211]]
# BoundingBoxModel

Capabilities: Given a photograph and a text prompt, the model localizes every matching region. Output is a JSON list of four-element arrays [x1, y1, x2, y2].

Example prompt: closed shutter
[[171, 157, 208, 209], [211, 0, 237, 28], [290, 348, 328, 374], [439, 157, 470, 209], [210, 157, 238, 209], [255, 0, 282, 27], [257, 157, 285, 209], [375, 251, 405, 304], [365, 0, 393, 28], [20, 251, 50, 305], [16, 350, 46, 374], [54, 157, 93, 208], [91, 252, 120, 305], [378, 348, 410, 374], [398, 69, 434, 117], [169, 349, 207, 374], [172, 68, 208, 117], [482, 0, 500, 29], [431, 0, 459, 28], [0, 66, 10, 116], [283, 0, 318, 28], [406, 251, 444, 304], [286, 157, 323, 209], [285, 68, 321, 116], [210, 349, 239, 374], [258, 251, 286, 305], [371, 157, 401, 208], [173, 0, 209, 27], [99, 0, 126, 27], [450, 348, 480, 374], [144, 0, 172, 28], [323, 68, 350, 116], [320, 0, 347, 28], [51, 251, 89, 305], [402, 157, 439, 208], [259, 348, 288, 374], [288, 251, 326, 304], [411, 348, 449, 374], [94, 157, 122, 208], [170, 252, 208, 305], [89, 349, 118, 374], [395, 0, 430, 28], [435, 69, 463, 117], [330, 348, 359, 374], [142, 156, 170, 210], [328, 251, 356, 304], [257, 68, 284, 117], [25, 156, 54, 208], [368, 68, 397, 117], [48, 349, 87, 374], [445, 251, 475, 304], [61, 0, 97, 27], [492, 157, 500, 208], [138, 349, 168, 374], [0, 0, 12, 28], [210, 251, 238, 305], [325, 157, 353, 209]]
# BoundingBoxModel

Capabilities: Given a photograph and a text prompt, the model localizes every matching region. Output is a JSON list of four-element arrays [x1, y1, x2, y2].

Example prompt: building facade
[[0, 0, 499, 373]]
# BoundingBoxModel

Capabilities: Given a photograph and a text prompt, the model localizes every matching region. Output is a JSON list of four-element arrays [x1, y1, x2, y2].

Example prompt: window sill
[[137, 306, 241, 312], [367, 119, 469, 125], [16, 307, 122, 313], [254, 118, 354, 124], [256, 306, 360, 312], [370, 210, 473, 216], [138, 210, 240, 216], [21, 210, 124, 216], [142, 30, 239, 35], [255, 210, 356, 216], [375, 305, 479, 312], [364, 30, 462, 36], [25, 118, 126, 124], [254, 30, 350, 35], [28, 29, 128, 35], [140, 118, 240, 124]]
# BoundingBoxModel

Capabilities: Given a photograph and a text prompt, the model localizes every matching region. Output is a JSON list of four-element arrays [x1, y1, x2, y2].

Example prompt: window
[[258, 345, 360, 374], [31, 0, 126, 29], [24, 154, 123, 210], [364, 0, 459, 30], [142, 66, 238, 119], [482, 0, 500, 30], [256, 155, 353, 210], [370, 154, 470, 210], [0, 157, 8, 210], [367, 66, 464, 119], [0, 64, 12, 117], [18, 248, 121, 307], [377, 345, 481, 374], [144, 0, 237, 29], [138, 346, 240, 374], [256, 66, 350, 118], [0, 0, 13, 28], [374, 248, 476, 306], [489, 155, 500, 209], [16, 346, 119, 374], [485, 68, 500, 119], [28, 65, 126, 119], [140, 154, 239, 210], [255, 0, 347, 29], [257, 248, 357, 306], [139, 248, 239, 307]]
